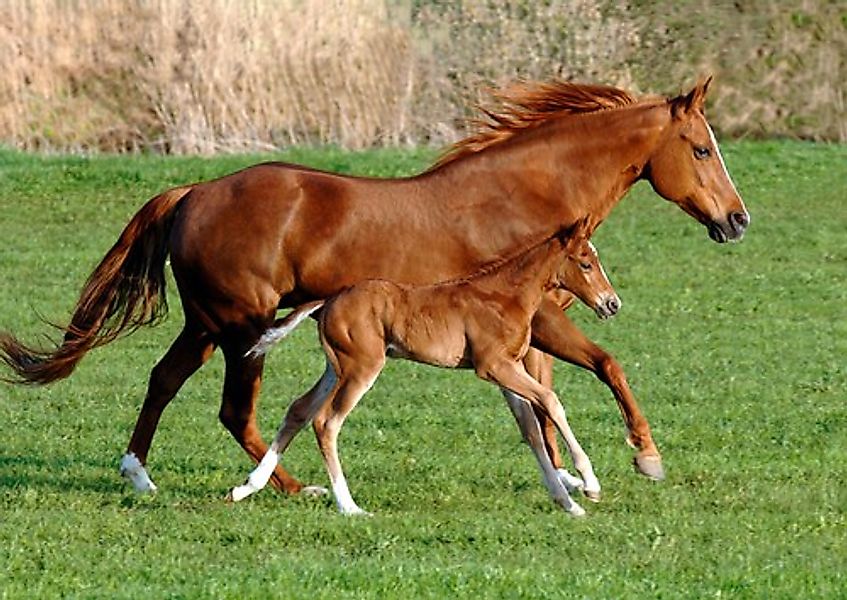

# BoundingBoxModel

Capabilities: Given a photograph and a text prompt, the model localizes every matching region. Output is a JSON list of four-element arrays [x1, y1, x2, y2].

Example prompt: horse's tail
[[0, 185, 193, 385], [246, 300, 326, 358]]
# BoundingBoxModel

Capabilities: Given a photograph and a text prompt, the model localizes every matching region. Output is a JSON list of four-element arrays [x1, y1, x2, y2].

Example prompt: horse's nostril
[[606, 297, 620, 314], [731, 211, 749, 229]]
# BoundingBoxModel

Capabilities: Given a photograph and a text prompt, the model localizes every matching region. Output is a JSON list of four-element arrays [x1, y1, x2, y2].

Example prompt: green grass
[[0, 142, 845, 598]]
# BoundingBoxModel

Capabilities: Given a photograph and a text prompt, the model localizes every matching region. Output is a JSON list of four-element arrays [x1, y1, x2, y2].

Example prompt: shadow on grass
[[0, 453, 127, 494], [0, 452, 226, 499]]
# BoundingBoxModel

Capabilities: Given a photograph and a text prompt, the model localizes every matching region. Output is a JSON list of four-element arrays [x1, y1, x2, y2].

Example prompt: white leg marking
[[556, 468, 585, 493], [331, 472, 370, 516], [502, 390, 584, 516], [228, 449, 279, 502], [120, 452, 158, 493]]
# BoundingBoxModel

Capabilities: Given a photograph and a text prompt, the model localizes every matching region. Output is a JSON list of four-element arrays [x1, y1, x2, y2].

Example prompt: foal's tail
[[246, 301, 326, 358], [0, 185, 193, 385]]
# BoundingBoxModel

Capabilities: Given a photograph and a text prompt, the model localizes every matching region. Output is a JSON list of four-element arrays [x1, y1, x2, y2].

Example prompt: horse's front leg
[[500, 389, 585, 516], [522, 349, 581, 491], [531, 299, 665, 480]]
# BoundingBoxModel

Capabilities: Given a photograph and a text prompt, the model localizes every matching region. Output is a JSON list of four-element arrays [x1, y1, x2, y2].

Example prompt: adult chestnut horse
[[0, 78, 749, 494]]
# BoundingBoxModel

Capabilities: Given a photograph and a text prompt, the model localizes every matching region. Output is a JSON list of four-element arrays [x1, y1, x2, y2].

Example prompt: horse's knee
[[597, 353, 627, 387], [312, 412, 329, 440]]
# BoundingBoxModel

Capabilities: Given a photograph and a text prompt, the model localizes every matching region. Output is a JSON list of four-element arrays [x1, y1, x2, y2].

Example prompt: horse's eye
[[579, 262, 592, 270], [694, 146, 711, 160]]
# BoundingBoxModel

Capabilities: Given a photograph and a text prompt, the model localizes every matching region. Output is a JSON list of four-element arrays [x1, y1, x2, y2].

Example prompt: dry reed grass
[[0, 0, 844, 153]]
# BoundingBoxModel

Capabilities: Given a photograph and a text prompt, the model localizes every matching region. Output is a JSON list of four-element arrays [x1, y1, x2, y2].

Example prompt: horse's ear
[[671, 75, 713, 118]]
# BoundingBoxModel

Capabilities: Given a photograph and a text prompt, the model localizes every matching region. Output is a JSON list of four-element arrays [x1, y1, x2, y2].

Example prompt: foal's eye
[[694, 146, 711, 160]]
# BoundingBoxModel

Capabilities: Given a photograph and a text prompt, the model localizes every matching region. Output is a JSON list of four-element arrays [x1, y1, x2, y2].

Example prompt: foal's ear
[[671, 75, 713, 118], [563, 216, 594, 250]]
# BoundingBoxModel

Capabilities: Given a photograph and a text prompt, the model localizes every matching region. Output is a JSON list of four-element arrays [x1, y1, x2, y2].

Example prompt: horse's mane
[[429, 80, 640, 171]]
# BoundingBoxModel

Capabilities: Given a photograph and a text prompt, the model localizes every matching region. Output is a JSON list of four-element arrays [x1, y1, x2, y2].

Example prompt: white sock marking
[[120, 453, 157, 493], [228, 448, 279, 502], [556, 468, 585, 493], [332, 473, 368, 515]]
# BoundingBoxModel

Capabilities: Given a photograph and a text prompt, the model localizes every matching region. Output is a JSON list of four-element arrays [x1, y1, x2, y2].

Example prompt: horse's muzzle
[[595, 295, 621, 319], [709, 210, 750, 243]]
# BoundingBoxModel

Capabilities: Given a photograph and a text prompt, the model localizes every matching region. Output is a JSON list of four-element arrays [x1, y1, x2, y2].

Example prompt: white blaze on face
[[706, 120, 741, 199], [587, 241, 610, 286]]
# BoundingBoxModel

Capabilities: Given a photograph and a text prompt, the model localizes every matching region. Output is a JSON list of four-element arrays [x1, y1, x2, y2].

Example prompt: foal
[[229, 218, 619, 516]]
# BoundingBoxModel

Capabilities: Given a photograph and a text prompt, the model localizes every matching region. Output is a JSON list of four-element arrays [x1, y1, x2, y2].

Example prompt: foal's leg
[[502, 390, 585, 515], [219, 339, 304, 494], [484, 361, 601, 504], [531, 299, 664, 480], [312, 356, 384, 516], [228, 363, 338, 502], [121, 324, 216, 492], [521, 349, 581, 489]]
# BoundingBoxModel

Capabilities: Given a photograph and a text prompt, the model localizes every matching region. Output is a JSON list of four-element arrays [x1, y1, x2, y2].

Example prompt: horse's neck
[[432, 102, 667, 227], [473, 237, 563, 310]]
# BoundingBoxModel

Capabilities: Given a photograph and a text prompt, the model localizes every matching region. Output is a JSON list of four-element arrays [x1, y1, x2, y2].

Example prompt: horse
[[0, 77, 749, 495], [229, 218, 617, 516]]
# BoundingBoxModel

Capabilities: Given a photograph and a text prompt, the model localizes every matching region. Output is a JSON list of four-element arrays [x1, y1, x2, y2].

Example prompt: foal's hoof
[[634, 454, 665, 481], [340, 507, 373, 517], [583, 489, 602, 503], [556, 469, 585, 494]]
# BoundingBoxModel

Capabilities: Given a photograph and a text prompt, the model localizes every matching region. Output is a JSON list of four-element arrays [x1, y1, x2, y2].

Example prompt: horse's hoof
[[119, 453, 158, 493], [300, 485, 329, 497], [634, 454, 665, 481], [568, 503, 586, 517], [583, 489, 601, 503]]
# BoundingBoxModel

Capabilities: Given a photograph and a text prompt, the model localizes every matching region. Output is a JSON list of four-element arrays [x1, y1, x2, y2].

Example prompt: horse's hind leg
[[312, 355, 384, 516], [122, 324, 216, 492], [219, 341, 304, 494], [228, 362, 337, 502]]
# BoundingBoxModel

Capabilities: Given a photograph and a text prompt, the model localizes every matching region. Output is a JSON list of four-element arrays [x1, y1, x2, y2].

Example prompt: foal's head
[[645, 77, 750, 243], [554, 218, 620, 320]]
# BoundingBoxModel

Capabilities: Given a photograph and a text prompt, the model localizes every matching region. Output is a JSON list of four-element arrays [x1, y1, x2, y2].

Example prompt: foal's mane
[[429, 80, 640, 171], [434, 226, 569, 288]]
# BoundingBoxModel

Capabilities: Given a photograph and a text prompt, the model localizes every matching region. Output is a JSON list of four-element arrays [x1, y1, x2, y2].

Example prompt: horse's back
[[167, 163, 364, 330]]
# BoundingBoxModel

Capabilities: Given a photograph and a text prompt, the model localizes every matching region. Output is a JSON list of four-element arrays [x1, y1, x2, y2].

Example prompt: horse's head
[[556, 218, 620, 319], [645, 77, 750, 243]]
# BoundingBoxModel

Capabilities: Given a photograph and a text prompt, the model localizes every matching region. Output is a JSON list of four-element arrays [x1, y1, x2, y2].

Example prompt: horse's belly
[[386, 334, 469, 369]]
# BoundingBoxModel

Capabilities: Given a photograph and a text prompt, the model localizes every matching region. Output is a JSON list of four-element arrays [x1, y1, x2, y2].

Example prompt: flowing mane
[[430, 80, 640, 170]]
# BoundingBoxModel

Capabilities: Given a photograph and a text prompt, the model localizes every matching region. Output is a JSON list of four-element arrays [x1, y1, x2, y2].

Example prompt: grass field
[[0, 142, 845, 598]]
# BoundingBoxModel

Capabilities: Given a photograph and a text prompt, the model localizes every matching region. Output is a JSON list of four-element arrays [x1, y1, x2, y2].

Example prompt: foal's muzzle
[[595, 295, 621, 320], [709, 210, 750, 243]]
